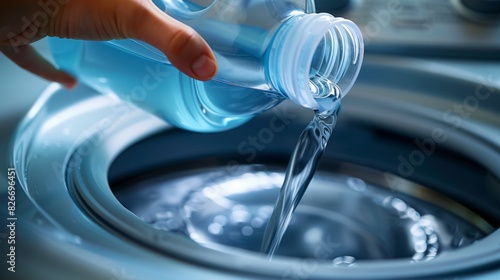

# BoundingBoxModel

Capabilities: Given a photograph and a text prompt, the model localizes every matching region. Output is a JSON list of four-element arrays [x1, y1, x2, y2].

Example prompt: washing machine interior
[[3, 0, 500, 279], [106, 56, 500, 278]]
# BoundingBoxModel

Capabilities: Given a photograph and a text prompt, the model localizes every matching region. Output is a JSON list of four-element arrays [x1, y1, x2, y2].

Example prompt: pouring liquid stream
[[260, 77, 342, 259]]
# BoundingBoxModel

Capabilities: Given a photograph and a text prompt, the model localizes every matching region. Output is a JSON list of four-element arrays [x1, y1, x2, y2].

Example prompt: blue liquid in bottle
[[49, 0, 363, 132]]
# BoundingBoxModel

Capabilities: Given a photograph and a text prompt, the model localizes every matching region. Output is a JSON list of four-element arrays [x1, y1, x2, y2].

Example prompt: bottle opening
[[309, 30, 343, 99], [310, 25, 347, 98], [268, 14, 364, 110]]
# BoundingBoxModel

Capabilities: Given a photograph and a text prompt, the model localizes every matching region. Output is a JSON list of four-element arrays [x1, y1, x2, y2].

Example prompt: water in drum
[[115, 134, 488, 263], [260, 76, 342, 259]]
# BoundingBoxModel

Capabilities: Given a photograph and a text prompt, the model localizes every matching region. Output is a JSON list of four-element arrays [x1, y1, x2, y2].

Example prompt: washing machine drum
[[10, 58, 500, 279]]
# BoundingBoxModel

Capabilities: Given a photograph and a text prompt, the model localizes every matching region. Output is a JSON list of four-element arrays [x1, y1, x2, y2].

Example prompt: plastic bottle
[[49, 0, 364, 132]]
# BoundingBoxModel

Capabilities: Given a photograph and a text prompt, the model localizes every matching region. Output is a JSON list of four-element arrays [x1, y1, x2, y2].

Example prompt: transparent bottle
[[49, 0, 363, 132]]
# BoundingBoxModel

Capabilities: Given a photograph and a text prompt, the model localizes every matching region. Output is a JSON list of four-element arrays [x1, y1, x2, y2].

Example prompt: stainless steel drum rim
[[12, 56, 500, 279], [67, 115, 500, 279], [108, 160, 496, 262]]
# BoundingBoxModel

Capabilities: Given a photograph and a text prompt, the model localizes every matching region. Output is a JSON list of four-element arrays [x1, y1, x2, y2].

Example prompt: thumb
[[125, 3, 217, 81]]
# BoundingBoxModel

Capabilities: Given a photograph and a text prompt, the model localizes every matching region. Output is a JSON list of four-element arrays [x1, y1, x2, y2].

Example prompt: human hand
[[0, 0, 218, 88]]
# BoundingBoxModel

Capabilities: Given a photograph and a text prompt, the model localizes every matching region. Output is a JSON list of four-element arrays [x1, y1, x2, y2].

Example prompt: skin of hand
[[0, 0, 218, 88]]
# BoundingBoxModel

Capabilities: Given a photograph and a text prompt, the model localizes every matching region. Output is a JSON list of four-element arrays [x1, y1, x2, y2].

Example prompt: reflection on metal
[[112, 163, 490, 263], [333, 162, 495, 234]]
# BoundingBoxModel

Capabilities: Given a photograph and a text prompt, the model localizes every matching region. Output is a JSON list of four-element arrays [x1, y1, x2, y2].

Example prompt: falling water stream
[[261, 77, 342, 259]]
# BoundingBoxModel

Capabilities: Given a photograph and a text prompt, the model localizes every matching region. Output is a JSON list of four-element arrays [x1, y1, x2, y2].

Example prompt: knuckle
[[168, 27, 197, 56], [122, 2, 152, 38]]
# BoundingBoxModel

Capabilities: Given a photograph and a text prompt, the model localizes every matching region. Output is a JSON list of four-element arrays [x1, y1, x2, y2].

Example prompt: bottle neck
[[267, 13, 364, 112]]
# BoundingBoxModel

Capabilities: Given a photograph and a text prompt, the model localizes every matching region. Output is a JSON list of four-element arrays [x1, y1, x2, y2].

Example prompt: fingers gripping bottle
[[49, 0, 364, 132]]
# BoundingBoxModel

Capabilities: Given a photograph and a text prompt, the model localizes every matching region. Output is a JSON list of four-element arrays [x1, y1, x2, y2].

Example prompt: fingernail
[[61, 73, 77, 90], [62, 81, 77, 90], [191, 54, 217, 81]]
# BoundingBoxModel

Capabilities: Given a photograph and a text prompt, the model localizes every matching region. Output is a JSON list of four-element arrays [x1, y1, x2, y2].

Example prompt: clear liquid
[[260, 98, 341, 259], [116, 164, 486, 263]]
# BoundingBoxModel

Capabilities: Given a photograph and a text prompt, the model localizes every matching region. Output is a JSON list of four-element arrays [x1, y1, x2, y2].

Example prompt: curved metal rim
[[70, 107, 500, 279]]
